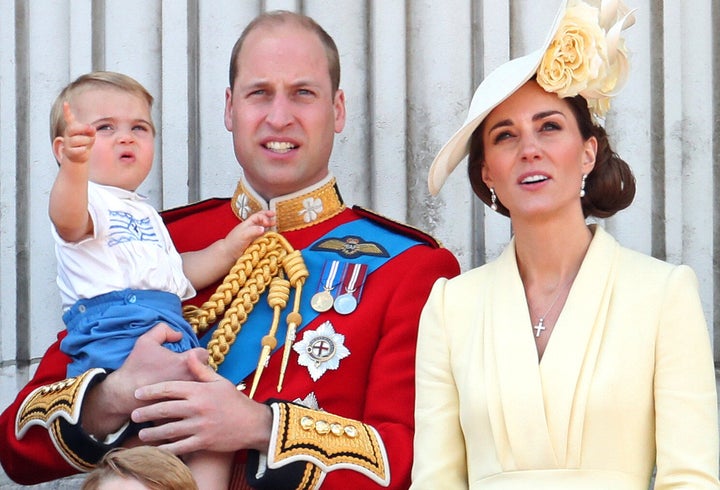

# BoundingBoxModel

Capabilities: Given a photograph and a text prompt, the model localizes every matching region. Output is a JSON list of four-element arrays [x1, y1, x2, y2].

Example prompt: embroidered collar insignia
[[311, 235, 389, 258], [230, 176, 346, 232], [235, 193, 252, 220], [294, 321, 350, 381]]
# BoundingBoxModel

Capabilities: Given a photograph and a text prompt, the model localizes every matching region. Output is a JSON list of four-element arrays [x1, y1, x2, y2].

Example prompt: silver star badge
[[293, 321, 350, 381]]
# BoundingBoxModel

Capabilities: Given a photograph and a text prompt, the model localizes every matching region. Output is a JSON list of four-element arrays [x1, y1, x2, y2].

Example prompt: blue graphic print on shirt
[[107, 210, 161, 247]]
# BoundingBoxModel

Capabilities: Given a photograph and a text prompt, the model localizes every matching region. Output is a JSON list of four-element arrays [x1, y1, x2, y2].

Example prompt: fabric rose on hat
[[537, 0, 635, 119], [538, 3, 607, 97]]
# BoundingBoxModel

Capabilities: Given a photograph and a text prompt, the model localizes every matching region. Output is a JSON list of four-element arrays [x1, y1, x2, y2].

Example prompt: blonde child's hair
[[49, 70, 156, 142], [81, 446, 198, 490]]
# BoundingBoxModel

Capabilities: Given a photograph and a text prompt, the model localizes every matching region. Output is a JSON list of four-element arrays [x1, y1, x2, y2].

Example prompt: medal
[[311, 260, 341, 312], [310, 290, 334, 312], [333, 263, 367, 315], [294, 321, 350, 381], [333, 293, 357, 315]]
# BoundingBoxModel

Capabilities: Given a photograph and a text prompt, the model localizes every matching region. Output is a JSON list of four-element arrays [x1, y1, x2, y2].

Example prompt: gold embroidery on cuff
[[298, 462, 323, 490], [269, 402, 390, 487], [15, 368, 107, 471], [15, 368, 105, 439], [50, 418, 95, 472]]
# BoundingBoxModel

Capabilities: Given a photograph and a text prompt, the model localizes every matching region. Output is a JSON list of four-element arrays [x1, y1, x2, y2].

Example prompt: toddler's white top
[[53, 182, 195, 310]]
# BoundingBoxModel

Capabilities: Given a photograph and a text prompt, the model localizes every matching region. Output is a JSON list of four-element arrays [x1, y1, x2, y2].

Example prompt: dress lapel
[[539, 225, 620, 466], [485, 226, 621, 470], [486, 239, 557, 469]]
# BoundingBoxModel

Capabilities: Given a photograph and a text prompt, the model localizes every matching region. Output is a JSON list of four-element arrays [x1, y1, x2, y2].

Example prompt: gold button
[[344, 425, 358, 438], [330, 423, 343, 436], [301, 416, 314, 430], [315, 420, 330, 435]]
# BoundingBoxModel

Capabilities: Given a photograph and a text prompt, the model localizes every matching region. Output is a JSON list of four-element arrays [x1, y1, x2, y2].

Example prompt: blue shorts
[[61, 288, 200, 378]]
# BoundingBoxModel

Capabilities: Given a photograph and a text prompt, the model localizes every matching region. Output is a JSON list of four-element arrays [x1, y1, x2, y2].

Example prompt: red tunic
[[0, 179, 459, 489]]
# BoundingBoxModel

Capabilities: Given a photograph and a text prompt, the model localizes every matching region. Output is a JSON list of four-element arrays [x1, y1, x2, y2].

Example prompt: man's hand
[[132, 354, 272, 455], [80, 324, 209, 438]]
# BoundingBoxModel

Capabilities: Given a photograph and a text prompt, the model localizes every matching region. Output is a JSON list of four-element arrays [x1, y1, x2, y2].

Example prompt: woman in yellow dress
[[411, 1, 720, 488]]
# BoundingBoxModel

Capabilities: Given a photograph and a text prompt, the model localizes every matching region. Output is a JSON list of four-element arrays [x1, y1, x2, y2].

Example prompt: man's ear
[[223, 87, 234, 132], [333, 89, 346, 134]]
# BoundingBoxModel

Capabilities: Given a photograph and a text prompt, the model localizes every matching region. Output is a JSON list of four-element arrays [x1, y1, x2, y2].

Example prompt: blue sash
[[199, 218, 421, 384]]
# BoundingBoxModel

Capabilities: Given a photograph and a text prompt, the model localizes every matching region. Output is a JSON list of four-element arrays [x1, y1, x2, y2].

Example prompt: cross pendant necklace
[[532, 277, 575, 338]]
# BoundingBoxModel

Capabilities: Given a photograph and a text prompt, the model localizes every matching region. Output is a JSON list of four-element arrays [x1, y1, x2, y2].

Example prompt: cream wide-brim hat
[[427, 0, 568, 196]]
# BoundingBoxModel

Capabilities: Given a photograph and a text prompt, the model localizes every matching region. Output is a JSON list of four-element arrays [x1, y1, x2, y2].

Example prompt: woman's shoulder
[[617, 243, 692, 275], [592, 225, 691, 276], [611, 238, 698, 289]]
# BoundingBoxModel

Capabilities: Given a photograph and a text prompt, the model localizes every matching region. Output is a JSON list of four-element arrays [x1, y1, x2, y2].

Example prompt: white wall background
[[0, 1, 717, 487]]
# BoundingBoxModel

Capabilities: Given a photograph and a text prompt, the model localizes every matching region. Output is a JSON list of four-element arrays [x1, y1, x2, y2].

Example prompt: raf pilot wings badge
[[310, 235, 389, 258]]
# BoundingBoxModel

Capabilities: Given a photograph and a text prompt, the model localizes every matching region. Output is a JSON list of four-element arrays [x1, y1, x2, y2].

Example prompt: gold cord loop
[[182, 232, 308, 392]]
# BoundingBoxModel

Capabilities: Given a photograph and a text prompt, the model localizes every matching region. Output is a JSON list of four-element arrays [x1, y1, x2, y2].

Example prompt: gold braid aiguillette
[[183, 232, 308, 395]]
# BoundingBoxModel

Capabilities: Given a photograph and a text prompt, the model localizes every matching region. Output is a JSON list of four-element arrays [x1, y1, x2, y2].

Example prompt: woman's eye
[[541, 121, 561, 131], [493, 131, 513, 143]]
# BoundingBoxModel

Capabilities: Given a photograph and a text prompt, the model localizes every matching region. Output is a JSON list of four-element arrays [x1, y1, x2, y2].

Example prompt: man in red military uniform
[[0, 11, 459, 489]]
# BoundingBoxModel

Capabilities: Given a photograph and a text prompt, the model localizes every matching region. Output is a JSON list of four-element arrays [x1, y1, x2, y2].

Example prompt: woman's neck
[[513, 213, 593, 289]]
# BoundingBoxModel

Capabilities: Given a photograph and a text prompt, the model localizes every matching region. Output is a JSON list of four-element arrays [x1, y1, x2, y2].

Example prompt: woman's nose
[[519, 134, 541, 161]]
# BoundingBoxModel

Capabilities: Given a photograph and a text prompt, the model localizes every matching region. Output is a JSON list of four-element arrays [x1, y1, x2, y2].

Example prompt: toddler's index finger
[[62, 101, 95, 140], [62, 101, 76, 128]]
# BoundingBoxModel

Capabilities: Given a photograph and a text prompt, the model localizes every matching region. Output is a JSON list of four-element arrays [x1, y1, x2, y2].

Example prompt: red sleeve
[[0, 333, 77, 484], [0, 198, 233, 485]]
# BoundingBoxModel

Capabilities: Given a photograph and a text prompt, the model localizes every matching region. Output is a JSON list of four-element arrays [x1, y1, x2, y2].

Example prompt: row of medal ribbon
[[310, 260, 369, 315]]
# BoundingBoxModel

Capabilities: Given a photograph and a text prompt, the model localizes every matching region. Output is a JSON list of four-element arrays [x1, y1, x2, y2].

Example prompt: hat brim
[[427, 0, 567, 196]]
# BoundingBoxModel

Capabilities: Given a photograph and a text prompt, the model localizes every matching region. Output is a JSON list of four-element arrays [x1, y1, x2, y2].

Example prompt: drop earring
[[580, 174, 587, 198], [490, 187, 498, 211]]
